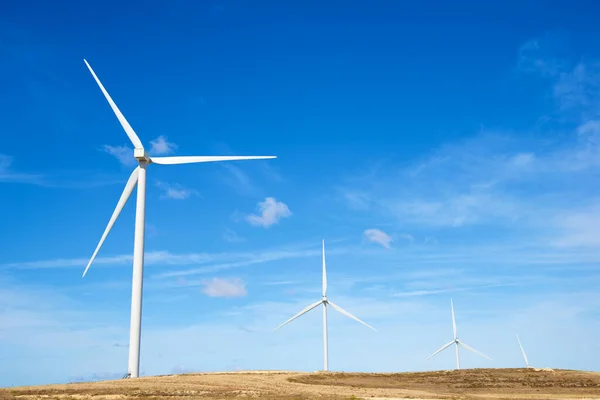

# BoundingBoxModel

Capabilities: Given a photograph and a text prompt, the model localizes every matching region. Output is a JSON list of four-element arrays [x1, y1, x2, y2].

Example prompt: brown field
[[2, 368, 600, 400]]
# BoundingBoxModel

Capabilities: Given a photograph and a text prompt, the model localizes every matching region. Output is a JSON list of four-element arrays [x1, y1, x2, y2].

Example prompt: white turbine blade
[[327, 301, 377, 331], [458, 340, 492, 360], [451, 298, 457, 339], [272, 300, 323, 332], [425, 340, 455, 361], [82, 167, 140, 278], [83, 59, 144, 149], [322, 239, 327, 297], [516, 334, 530, 366], [150, 155, 277, 165]]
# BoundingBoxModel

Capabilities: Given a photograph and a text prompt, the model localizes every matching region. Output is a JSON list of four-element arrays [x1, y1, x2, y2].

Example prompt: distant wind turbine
[[425, 298, 492, 369], [80, 59, 276, 379], [516, 334, 532, 368], [273, 240, 377, 371]]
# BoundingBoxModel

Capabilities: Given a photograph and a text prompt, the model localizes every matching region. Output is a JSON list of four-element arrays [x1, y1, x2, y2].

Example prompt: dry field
[[2, 368, 600, 400]]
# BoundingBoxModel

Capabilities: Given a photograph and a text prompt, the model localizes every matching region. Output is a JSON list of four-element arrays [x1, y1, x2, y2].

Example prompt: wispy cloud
[[200, 277, 247, 298], [393, 282, 519, 298], [220, 163, 257, 196], [208, 143, 277, 196], [1, 251, 211, 270], [337, 37, 600, 249], [1, 243, 347, 278], [149, 135, 177, 155], [245, 197, 292, 228], [154, 248, 328, 279], [363, 228, 393, 249], [0, 154, 44, 185], [517, 34, 600, 120], [101, 145, 136, 167], [155, 181, 199, 200], [223, 228, 245, 243]]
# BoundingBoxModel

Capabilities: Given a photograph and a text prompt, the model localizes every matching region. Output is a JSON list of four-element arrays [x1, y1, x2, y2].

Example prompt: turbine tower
[[81, 59, 276, 379], [425, 298, 492, 369], [516, 334, 532, 368], [273, 240, 376, 371]]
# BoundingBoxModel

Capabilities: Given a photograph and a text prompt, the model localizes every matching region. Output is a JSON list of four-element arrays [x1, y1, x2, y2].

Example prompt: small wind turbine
[[80, 59, 276, 379], [425, 298, 491, 369], [516, 334, 532, 368], [273, 240, 376, 371]]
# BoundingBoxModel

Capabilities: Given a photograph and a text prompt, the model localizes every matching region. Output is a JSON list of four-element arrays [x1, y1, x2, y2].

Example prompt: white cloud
[[155, 181, 199, 200], [245, 197, 292, 227], [102, 145, 136, 167], [149, 135, 177, 155], [363, 229, 393, 248], [200, 277, 247, 298]]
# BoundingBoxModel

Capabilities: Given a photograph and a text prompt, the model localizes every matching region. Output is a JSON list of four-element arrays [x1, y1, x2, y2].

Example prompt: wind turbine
[[516, 334, 532, 368], [425, 298, 491, 370], [273, 240, 376, 371], [80, 59, 276, 379]]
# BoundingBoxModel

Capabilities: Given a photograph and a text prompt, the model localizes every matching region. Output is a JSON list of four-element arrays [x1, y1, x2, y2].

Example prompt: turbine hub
[[134, 148, 150, 163]]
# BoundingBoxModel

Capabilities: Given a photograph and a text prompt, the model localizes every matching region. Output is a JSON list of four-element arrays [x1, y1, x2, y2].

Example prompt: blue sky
[[2, 0, 600, 387]]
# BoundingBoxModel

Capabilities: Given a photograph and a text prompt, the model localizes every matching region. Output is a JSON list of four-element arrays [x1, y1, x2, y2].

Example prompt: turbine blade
[[327, 301, 377, 331], [83, 59, 144, 149], [516, 334, 530, 366], [458, 340, 492, 360], [425, 340, 455, 361], [322, 240, 327, 297], [82, 167, 140, 278], [150, 155, 277, 165], [451, 298, 457, 339], [272, 300, 323, 332]]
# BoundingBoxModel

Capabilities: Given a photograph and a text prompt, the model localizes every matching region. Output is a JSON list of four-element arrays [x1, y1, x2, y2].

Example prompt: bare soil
[[2, 368, 600, 400]]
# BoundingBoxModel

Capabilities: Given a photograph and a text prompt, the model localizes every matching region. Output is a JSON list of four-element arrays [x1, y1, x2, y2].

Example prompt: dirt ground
[[2, 368, 600, 400]]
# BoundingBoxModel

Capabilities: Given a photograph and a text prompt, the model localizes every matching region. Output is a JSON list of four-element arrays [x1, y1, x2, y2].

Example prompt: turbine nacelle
[[133, 148, 151, 163]]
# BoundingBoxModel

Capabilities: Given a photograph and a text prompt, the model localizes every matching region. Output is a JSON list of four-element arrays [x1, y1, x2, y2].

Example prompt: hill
[[2, 368, 600, 400]]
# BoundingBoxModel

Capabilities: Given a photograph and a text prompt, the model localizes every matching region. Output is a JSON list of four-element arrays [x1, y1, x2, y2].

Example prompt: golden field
[[2, 368, 600, 400]]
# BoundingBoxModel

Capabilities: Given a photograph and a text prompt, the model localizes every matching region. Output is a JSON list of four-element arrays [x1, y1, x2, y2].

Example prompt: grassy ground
[[2, 368, 600, 400]]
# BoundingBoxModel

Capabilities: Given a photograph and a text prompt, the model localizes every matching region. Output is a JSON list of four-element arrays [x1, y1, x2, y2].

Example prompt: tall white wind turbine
[[273, 240, 376, 371], [425, 298, 492, 370], [81, 59, 276, 379], [516, 334, 532, 368]]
